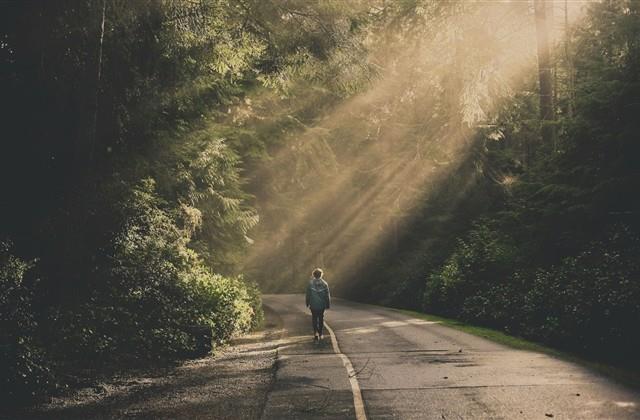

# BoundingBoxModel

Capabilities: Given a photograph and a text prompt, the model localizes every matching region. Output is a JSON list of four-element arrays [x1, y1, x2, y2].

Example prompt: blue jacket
[[306, 278, 331, 310]]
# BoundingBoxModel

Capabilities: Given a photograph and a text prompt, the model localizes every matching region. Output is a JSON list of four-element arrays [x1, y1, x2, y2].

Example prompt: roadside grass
[[390, 307, 640, 389]]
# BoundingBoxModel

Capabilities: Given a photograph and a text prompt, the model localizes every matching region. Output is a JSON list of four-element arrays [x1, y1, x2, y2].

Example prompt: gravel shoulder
[[5, 306, 284, 420]]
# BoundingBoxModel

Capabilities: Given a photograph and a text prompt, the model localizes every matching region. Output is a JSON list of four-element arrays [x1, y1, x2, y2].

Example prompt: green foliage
[[153, 133, 260, 273], [1, 175, 264, 404], [522, 225, 640, 356], [0, 243, 52, 404], [424, 221, 640, 363], [424, 221, 520, 325], [49, 179, 263, 362]]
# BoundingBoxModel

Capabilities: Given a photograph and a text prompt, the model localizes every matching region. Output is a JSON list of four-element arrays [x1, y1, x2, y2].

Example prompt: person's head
[[312, 268, 323, 279]]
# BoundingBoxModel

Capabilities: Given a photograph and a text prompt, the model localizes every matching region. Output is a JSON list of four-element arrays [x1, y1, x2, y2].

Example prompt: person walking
[[305, 268, 331, 341]]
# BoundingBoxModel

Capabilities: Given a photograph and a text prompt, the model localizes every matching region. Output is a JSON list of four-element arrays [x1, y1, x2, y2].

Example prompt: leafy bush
[[424, 223, 640, 364], [522, 225, 640, 360], [51, 179, 263, 362], [423, 221, 519, 324], [0, 242, 52, 404], [1, 165, 264, 402], [189, 273, 262, 344]]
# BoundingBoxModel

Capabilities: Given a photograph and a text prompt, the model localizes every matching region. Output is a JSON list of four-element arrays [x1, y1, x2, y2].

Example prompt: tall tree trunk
[[549, 1, 558, 152], [564, 0, 574, 118], [88, 0, 107, 167], [534, 0, 554, 148]]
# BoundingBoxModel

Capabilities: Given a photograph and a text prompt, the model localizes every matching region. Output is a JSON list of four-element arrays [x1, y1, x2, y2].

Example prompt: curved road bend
[[261, 294, 640, 419]]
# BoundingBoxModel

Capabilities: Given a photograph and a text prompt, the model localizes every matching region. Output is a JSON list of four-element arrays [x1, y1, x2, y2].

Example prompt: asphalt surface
[[262, 294, 640, 420]]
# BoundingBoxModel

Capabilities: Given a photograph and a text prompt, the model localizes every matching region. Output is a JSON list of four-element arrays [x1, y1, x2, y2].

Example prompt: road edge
[[324, 322, 367, 420]]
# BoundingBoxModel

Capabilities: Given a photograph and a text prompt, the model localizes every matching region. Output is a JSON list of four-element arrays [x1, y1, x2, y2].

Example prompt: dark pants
[[311, 308, 325, 335]]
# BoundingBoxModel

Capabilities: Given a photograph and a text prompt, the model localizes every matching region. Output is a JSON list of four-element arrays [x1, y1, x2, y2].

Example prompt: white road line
[[324, 321, 368, 420]]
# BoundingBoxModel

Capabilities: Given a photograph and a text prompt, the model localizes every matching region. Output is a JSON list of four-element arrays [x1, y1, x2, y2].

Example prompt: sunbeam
[[244, 1, 589, 293]]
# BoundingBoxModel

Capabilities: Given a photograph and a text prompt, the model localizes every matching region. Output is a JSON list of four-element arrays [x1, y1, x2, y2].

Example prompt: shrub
[[51, 179, 264, 362], [0, 242, 52, 404], [424, 223, 640, 365], [423, 221, 519, 323], [522, 225, 640, 360]]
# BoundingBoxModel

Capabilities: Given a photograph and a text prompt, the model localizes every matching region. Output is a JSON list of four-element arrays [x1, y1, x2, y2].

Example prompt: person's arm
[[305, 283, 311, 308], [325, 283, 331, 309]]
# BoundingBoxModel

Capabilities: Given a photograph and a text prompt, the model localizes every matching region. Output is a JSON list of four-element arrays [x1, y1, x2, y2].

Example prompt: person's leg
[[311, 309, 319, 336], [317, 309, 325, 337]]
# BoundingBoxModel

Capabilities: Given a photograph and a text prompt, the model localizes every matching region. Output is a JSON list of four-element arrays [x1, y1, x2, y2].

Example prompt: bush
[[185, 270, 263, 346], [423, 221, 519, 324], [1, 174, 264, 404], [522, 225, 640, 360], [51, 179, 264, 362], [424, 223, 640, 365], [0, 242, 52, 404]]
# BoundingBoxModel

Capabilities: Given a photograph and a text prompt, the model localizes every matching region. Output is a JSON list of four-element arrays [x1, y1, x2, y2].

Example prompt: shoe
[[313, 333, 319, 341], [319, 335, 323, 341]]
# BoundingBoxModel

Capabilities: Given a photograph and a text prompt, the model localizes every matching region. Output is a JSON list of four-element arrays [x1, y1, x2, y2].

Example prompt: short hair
[[312, 268, 323, 278]]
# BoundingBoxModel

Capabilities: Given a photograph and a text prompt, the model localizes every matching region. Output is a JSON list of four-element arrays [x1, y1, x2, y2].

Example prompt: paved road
[[262, 294, 640, 419]]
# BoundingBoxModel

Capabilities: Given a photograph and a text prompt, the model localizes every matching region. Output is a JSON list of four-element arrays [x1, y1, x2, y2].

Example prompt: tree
[[88, 0, 107, 167], [563, 0, 575, 118], [534, 0, 555, 149]]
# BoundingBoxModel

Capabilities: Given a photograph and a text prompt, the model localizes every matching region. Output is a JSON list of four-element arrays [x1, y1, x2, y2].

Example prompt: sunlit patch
[[341, 327, 380, 335], [272, 335, 319, 350], [331, 317, 386, 323], [407, 319, 440, 326], [614, 401, 636, 408], [500, 175, 517, 186], [379, 321, 409, 328]]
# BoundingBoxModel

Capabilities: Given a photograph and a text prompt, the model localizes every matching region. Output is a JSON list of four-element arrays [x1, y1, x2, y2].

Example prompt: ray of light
[[242, 1, 591, 292]]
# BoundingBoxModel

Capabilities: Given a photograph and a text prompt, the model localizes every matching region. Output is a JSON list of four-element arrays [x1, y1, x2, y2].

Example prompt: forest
[[1, 0, 639, 405]]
